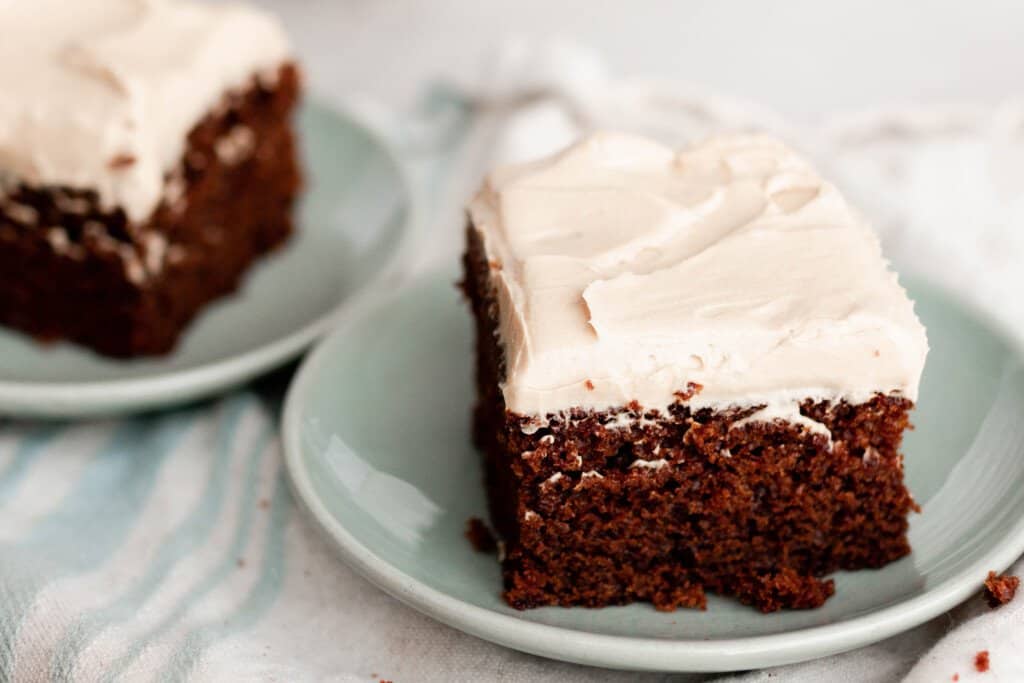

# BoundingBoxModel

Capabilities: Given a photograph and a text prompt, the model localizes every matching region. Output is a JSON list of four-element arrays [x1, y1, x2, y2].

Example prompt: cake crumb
[[465, 517, 497, 553], [488, 259, 502, 270], [975, 650, 989, 672], [584, 379, 595, 390], [108, 153, 137, 169], [673, 382, 704, 401], [984, 571, 1019, 608], [236, 558, 246, 568]]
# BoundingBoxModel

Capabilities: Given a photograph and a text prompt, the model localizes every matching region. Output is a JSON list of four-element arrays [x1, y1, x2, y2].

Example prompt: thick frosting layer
[[468, 132, 929, 417], [0, 0, 291, 222]]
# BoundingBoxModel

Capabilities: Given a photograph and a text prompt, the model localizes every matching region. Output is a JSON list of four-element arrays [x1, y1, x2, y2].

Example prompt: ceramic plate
[[283, 269, 1024, 673], [0, 101, 413, 419]]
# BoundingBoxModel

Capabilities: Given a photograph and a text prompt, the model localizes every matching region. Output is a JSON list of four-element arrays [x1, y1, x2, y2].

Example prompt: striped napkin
[[4, 41, 1024, 682]]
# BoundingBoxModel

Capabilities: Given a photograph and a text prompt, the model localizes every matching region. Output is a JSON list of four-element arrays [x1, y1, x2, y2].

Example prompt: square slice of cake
[[0, 0, 301, 357], [463, 132, 929, 612]]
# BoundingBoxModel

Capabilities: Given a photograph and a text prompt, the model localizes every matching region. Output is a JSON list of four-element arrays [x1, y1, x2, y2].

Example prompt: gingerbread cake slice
[[463, 132, 929, 612], [0, 0, 301, 357]]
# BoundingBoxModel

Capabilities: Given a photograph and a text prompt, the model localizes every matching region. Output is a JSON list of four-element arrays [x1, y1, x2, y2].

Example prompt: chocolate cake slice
[[463, 132, 929, 612], [0, 0, 301, 357]]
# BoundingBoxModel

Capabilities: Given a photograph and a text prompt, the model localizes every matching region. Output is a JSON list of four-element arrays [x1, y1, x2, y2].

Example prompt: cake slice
[[0, 0, 301, 357], [463, 132, 929, 612]]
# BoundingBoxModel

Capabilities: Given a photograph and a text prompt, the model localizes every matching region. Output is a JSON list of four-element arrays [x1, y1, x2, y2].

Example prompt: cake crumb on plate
[[984, 570, 1019, 607], [465, 517, 497, 553]]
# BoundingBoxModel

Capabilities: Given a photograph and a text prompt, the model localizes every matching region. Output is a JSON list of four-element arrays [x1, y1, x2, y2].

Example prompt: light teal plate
[[0, 101, 413, 419], [283, 269, 1024, 672]]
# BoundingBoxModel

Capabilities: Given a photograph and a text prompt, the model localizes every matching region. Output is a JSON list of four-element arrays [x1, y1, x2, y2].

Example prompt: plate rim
[[0, 99, 419, 419], [282, 269, 1024, 673]]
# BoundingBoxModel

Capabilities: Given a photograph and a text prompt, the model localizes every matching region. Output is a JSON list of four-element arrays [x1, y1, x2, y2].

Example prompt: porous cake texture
[[463, 132, 928, 611], [0, 0, 301, 357]]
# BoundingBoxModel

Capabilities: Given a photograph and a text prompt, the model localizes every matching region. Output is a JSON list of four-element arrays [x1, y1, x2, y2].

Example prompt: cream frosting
[[0, 0, 291, 222], [468, 132, 929, 418]]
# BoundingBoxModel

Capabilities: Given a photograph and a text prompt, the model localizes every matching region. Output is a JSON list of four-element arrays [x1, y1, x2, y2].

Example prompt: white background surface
[[254, 0, 1021, 119]]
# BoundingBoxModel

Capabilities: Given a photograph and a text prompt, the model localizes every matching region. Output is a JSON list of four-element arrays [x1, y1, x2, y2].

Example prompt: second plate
[[0, 101, 413, 418]]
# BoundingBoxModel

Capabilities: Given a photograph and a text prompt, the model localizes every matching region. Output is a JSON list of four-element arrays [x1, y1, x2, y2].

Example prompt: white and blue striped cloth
[[5, 43, 1024, 682]]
